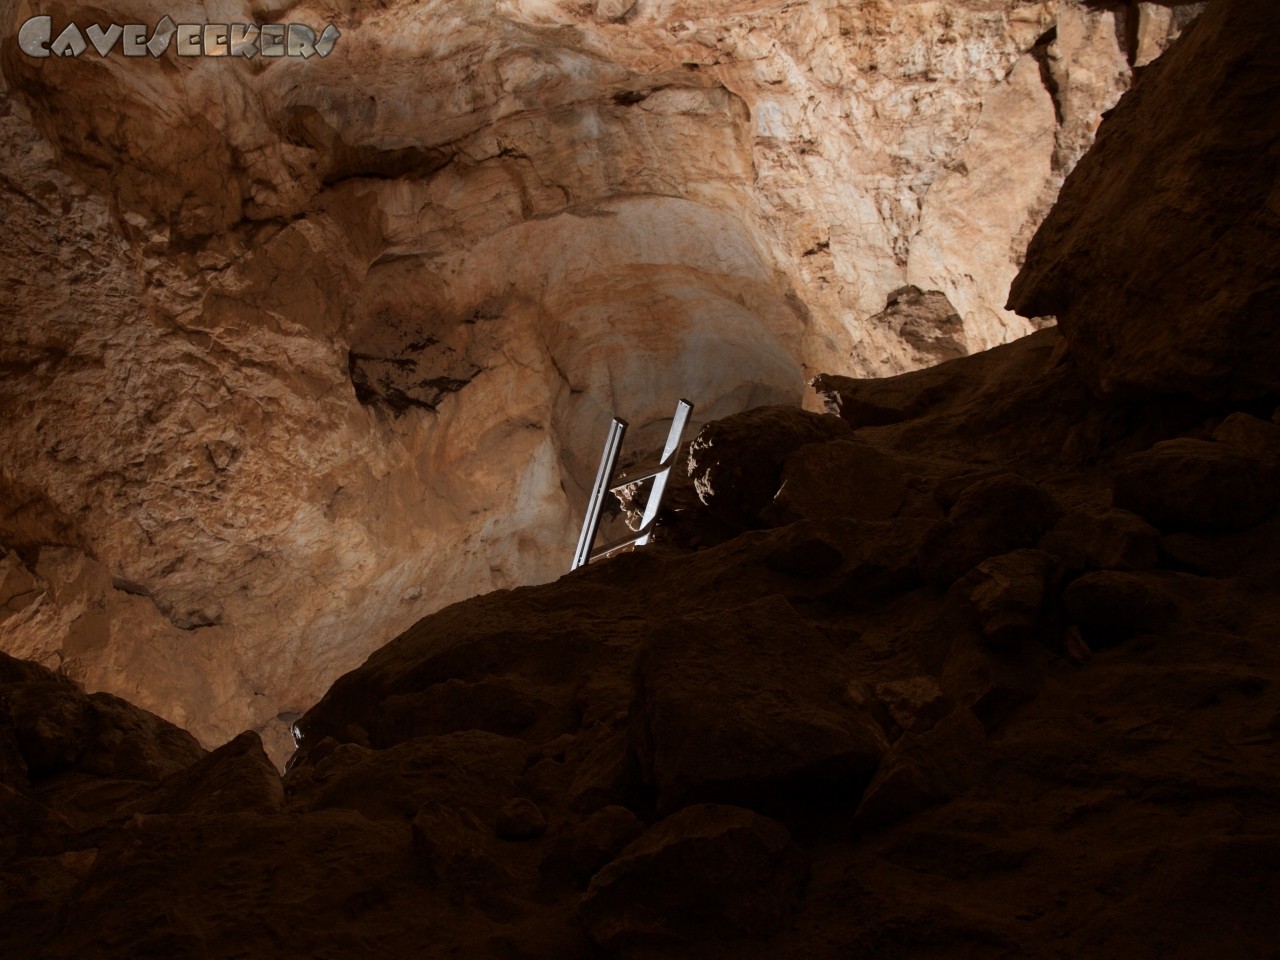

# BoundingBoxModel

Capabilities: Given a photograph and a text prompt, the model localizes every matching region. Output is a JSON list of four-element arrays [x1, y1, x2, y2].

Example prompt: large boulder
[[854, 709, 987, 831], [1062, 570, 1178, 648], [153, 731, 284, 816], [1008, 0, 1280, 400], [959, 549, 1056, 649], [0, 652, 204, 783], [1112, 438, 1276, 532], [1039, 506, 1161, 572], [579, 803, 807, 948], [761, 439, 910, 526], [630, 596, 888, 814], [687, 407, 852, 530], [918, 474, 1060, 587]]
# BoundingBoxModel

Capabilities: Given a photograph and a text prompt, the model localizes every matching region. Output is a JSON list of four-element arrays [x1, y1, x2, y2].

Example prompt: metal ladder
[[571, 399, 694, 571]]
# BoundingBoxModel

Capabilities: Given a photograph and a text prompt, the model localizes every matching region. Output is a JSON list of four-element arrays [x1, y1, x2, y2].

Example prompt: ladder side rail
[[606, 399, 695, 491], [571, 417, 628, 570], [635, 399, 693, 548]]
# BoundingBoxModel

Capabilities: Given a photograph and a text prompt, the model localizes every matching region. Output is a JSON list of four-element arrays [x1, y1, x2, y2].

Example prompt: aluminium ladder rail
[[571, 398, 694, 571]]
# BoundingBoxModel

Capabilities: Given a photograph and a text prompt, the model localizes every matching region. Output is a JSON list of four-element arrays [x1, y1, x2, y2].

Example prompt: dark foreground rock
[[6, 298, 1279, 959], [1112, 438, 1277, 533], [3, 323, 1280, 959], [579, 804, 807, 949], [631, 596, 888, 813], [686, 405, 852, 529]]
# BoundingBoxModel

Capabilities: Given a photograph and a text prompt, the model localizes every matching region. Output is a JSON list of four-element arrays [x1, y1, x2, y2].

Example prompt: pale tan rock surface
[[0, 0, 1154, 757]]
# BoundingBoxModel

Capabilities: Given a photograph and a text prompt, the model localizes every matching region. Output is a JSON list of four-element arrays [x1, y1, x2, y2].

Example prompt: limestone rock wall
[[0, 0, 1186, 757]]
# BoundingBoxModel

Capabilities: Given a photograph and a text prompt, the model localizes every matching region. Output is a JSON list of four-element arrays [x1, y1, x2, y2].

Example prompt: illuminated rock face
[[0, 1, 1191, 757]]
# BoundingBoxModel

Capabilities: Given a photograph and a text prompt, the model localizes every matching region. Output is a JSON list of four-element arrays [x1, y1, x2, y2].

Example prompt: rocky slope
[[0, 0, 1187, 757], [3, 315, 1278, 957], [1, 2, 1277, 949]]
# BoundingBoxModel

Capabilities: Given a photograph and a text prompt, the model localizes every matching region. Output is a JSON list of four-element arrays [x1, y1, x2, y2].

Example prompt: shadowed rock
[[3, 4, 1280, 955], [153, 731, 284, 816], [687, 406, 852, 530], [960, 549, 1056, 649], [1040, 506, 1161, 572], [762, 439, 910, 526], [1063, 570, 1178, 648], [630, 596, 888, 814], [919, 474, 1060, 588], [1113, 438, 1276, 532], [1009, 0, 1280, 401], [0, 653, 204, 783], [579, 803, 807, 948]]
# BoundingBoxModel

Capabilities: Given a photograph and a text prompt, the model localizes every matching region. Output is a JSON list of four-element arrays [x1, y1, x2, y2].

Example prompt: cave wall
[[0, 0, 1194, 758]]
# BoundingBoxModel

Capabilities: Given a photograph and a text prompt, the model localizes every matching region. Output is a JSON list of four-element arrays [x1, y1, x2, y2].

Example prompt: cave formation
[[0, 0, 1144, 760], [2, 0, 1279, 956]]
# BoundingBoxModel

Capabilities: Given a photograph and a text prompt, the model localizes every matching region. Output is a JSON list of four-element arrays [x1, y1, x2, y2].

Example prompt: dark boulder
[[687, 406, 852, 529], [579, 803, 807, 948]]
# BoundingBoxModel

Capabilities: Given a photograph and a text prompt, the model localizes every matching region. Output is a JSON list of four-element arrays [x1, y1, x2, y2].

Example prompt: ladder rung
[[609, 466, 665, 489]]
